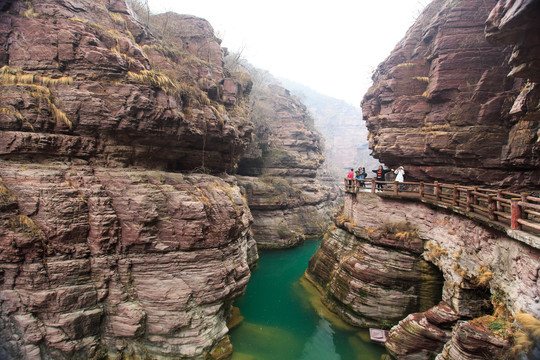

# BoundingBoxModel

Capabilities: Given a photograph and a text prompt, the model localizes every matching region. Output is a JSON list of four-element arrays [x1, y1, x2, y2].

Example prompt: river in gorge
[[229, 239, 388, 360]]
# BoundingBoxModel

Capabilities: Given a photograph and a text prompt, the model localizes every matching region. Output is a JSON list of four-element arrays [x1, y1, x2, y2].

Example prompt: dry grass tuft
[[380, 220, 418, 238], [452, 262, 468, 278], [109, 12, 126, 25], [510, 313, 540, 356], [128, 69, 180, 96], [396, 62, 416, 68], [472, 265, 493, 288], [334, 214, 357, 227], [1, 66, 74, 87], [426, 241, 448, 259], [395, 231, 418, 240], [0, 179, 17, 205], [39, 76, 73, 86], [380, 220, 411, 233], [209, 105, 225, 126], [516, 313, 540, 339], [193, 187, 212, 209], [413, 76, 430, 83], [512, 330, 534, 356], [21, 0, 39, 18], [0, 107, 24, 121], [50, 104, 72, 130], [9, 215, 44, 239], [70, 17, 86, 23]]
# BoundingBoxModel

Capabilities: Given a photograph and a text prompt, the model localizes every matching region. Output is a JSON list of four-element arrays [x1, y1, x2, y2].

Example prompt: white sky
[[148, 0, 429, 106]]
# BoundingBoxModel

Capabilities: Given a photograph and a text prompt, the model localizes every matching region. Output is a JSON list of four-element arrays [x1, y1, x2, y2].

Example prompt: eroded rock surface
[[0, 0, 252, 173], [237, 84, 337, 248], [385, 302, 458, 359], [313, 191, 539, 359], [361, 0, 540, 189], [435, 319, 510, 360], [0, 0, 257, 358], [0, 163, 256, 359], [306, 204, 444, 328]]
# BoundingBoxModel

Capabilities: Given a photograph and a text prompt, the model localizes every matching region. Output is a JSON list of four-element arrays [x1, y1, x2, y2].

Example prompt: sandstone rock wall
[[361, 0, 540, 189], [0, 0, 258, 358], [0, 0, 252, 173], [344, 0, 540, 357], [0, 163, 256, 359], [308, 191, 540, 359], [305, 221, 443, 327], [237, 84, 338, 248]]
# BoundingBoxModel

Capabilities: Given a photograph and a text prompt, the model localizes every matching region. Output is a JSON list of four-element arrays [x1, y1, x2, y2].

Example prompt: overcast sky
[[148, 0, 429, 106]]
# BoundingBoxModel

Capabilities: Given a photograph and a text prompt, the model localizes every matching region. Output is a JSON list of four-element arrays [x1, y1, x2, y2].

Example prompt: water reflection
[[299, 318, 341, 360]]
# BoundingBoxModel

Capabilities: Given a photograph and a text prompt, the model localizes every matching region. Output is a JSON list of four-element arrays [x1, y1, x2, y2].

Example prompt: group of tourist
[[346, 165, 406, 191]]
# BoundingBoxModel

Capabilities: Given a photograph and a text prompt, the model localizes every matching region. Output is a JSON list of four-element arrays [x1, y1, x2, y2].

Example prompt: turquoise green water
[[229, 239, 388, 360]]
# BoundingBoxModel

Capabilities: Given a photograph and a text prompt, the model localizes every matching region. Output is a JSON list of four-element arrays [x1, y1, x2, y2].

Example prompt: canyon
[[306, 0, 540, 359], [0, 0, 334, 358], [0, 0, 539, 358]]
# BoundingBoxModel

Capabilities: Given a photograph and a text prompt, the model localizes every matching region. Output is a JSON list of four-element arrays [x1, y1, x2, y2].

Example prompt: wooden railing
[[344, 178, 540, 235]]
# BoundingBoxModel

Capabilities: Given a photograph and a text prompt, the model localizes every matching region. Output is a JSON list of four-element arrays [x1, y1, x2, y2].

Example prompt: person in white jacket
[[394, 166, 405, 190]]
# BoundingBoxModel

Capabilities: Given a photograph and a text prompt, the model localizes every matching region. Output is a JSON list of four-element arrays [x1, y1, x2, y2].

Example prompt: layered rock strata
[[237, 84, 337, 248], [0, 164, 256, 359], [0, 0, 252, 173], [385, 302, 458, 359], [0, 0, 257, 358], [435, 318, 510, 360], [310, 191, 540, 358], [361, 0, 540, 189], [343, 0, 540, 358], [305, 201, 444, 328]]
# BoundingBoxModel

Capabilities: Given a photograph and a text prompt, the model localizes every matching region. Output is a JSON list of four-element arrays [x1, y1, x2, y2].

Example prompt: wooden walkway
[[345, 178, 540, 241]]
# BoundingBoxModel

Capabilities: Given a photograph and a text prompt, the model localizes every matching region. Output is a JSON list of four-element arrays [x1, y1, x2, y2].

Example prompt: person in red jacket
[[347, 168, 354, 189]]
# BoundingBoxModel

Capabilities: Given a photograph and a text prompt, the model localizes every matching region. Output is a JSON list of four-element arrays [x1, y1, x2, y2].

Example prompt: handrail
[[344, 177, 540, 236]]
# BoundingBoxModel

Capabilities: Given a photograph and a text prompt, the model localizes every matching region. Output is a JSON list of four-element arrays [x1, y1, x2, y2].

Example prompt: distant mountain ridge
[[279, 78, 380, 179]]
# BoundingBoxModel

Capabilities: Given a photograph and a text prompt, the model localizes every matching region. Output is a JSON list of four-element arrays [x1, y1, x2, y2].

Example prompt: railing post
[[488, 194, 496, 220], [434, 181, 441, 201], [453, 184, 459, 206], [419, 182, 424, 198], [496, 190, 503, 212], [521, 193, 530, 222], [466, 189, 473, 213], [511, 198, 521, 230], [473, 187, 478, 207], [394, 181, 399, 196], [371, 178, 376, 194], [344, 178, 349, 192]]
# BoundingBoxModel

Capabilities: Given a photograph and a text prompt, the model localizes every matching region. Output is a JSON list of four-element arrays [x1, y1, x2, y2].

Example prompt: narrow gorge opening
[[229, 239, 388, 360]]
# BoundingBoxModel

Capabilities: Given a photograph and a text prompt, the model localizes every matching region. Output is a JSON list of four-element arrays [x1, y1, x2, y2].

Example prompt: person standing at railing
[[347, 168, 354, 189], [372, 165, 391, 190], [394, 166, 405, 191], [358, 167, 367, 187]]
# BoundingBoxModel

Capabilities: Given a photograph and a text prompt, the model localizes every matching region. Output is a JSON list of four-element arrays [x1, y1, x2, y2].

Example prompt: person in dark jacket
[[357, 167, 367, 187], [372, 165, 391, 190]]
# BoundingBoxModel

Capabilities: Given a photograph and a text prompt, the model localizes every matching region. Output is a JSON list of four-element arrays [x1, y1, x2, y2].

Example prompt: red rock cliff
[[0, 0, 252, 172], [361, 0, 540, 189], [237, 82, 337, 248], [0, 0, 257, 358]]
